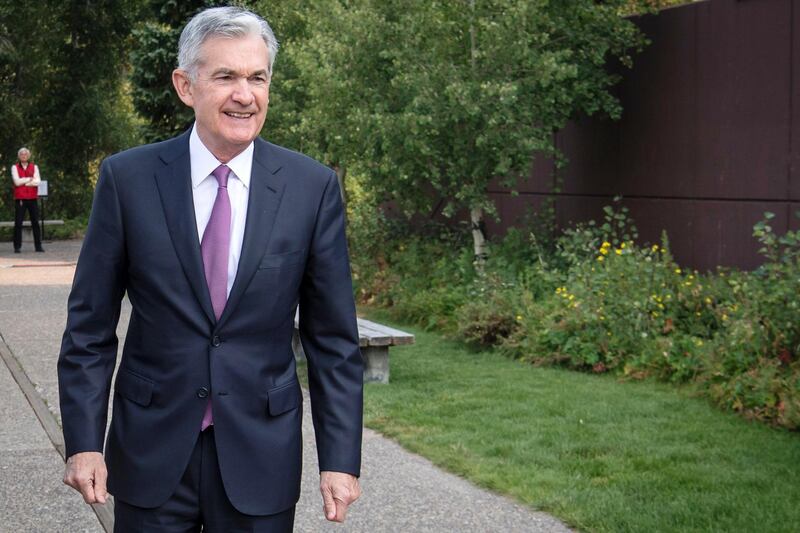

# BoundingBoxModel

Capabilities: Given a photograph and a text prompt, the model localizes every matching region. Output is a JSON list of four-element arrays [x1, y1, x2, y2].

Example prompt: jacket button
[[197, 387, 209, 398], [211, 335, 221, 347]]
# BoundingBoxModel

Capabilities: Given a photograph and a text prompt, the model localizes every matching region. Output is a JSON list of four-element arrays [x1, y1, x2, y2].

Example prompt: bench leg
[[363, 346, 389, 384], [293, 332, 390, 384]]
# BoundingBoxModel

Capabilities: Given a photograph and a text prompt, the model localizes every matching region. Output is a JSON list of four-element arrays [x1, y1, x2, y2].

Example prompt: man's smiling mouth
[[225, 112, 253, 119]]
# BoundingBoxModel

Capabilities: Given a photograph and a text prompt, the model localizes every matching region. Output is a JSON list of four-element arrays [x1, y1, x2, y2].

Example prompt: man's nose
[[231, 78, 254, 105]]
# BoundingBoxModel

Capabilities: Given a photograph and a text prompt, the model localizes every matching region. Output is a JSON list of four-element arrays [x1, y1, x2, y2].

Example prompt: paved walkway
[[0, 239, 571, 533]]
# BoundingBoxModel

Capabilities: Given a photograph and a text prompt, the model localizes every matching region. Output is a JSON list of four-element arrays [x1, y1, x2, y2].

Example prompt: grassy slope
[[359, 312, 800, 533]]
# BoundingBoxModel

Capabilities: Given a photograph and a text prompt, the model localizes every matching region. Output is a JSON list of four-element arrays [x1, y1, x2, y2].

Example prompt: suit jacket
[[57, 130, 363, 515]]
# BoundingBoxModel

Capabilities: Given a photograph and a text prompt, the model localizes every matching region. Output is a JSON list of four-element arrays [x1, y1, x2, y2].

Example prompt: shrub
[[349, 195, 800, 429]]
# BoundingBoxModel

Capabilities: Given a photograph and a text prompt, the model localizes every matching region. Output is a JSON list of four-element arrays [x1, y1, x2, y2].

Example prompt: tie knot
[[212, 165, 231, 188]]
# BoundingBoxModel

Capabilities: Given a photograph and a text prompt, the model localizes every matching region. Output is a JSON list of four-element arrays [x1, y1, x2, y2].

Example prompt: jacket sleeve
[[27, 165, 41, 186], [57, 158, 127, 458], [298, 170, 363, 477], [10, 165, 26, 187]]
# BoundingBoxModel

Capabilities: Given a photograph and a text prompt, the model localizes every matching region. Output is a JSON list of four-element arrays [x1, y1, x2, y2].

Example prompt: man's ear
[[172, 69, 195, 108]]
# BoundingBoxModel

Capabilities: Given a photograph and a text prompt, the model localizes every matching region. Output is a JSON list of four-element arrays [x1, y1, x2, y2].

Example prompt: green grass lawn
[[355, 311, 800, 533]]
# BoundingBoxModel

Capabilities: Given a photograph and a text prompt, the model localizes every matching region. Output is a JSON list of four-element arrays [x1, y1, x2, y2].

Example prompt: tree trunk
[[468, 3, 488, 268], [471, 206, 489, 267]]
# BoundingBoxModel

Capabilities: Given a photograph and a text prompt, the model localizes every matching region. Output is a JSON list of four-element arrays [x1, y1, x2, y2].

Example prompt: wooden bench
[[293, 311, 414, 383], [0, 219, 64, 242]]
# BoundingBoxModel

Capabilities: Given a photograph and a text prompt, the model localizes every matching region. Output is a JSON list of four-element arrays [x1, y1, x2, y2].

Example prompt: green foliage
[[0, 1, 141, 219], [352, 205, 800, 430], [288, 0, 647, 224], [0, 1, 689, 224], [128, 0, 221, 142], [249, 0, 318, 152], [456, 276, 521, 347]]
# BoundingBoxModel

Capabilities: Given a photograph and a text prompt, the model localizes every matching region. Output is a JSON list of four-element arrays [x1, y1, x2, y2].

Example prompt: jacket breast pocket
[[266, 378, 302, 417], [115, 368, 155, 407], [258, 248, 306, 271]]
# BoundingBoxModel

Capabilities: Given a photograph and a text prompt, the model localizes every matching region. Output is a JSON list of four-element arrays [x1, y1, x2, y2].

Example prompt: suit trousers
[[13, 199, 42, 251], [113, 427, 296, 533]]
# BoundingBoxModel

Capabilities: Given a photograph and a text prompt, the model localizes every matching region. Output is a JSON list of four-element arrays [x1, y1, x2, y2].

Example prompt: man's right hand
[[63, 451, 108, 504]]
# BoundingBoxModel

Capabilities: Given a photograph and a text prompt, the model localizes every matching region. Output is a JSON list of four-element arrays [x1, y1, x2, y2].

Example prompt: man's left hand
[[320, 471, 361, 523]]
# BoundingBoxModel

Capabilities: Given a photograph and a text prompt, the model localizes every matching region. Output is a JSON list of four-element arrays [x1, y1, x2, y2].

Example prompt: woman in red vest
[[10, 147, 44, 253]]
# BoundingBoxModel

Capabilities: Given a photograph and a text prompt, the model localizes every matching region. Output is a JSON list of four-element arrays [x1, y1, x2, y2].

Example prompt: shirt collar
[[189, 123, 253, 189]]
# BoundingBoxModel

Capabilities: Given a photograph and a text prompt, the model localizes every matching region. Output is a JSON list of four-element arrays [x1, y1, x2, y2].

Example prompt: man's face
[[18, 150, 29, 163], [172, 34, 270, 161]]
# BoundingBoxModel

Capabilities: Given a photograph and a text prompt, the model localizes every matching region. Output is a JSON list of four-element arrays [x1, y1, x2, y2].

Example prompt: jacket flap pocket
[[267, 378, 302, 416], [259, 249, 306, 270], [115, 369, 155, 407]]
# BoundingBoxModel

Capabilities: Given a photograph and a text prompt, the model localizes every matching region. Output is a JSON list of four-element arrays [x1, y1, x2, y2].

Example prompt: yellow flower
[[597, 256, 605, 262], [568, 294, 575, 301], [601, 241, 611, 249], [615, 249, 622, 255], [621, 242, 627, 249], [651, 244, 659, 252], [704, 297, 712, 305], [516, 315, 523, 322], [674, 268, 682, 274]]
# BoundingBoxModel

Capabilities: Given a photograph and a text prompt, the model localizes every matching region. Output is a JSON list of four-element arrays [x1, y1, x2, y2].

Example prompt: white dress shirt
[[190, 124, 253, 298], [11, 163, 41, 187]]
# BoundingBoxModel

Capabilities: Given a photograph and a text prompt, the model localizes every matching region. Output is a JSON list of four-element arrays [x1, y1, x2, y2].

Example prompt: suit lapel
[[154, 133, 217, 325], [217, 139, 286, 329]]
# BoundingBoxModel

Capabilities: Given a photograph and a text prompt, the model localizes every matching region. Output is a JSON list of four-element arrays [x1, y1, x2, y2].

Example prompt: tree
[[36, 1, 141, 217], [291, 0, 647, 262], [129, 0, 226, 142], [0, 2, 47, 219], [250, 0, 351, 197]]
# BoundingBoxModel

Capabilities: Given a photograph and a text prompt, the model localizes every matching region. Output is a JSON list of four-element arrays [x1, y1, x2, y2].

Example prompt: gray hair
[[17, 147, 30, 156], [177, 6, 279, 79]]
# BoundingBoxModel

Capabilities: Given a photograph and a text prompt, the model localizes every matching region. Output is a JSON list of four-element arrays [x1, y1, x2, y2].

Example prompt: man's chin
[[224, 124, 263, 143], [220, 131, 258, 149]]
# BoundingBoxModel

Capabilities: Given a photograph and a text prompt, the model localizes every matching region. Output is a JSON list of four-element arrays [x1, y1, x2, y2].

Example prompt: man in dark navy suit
[[57, 6, 363, 531]]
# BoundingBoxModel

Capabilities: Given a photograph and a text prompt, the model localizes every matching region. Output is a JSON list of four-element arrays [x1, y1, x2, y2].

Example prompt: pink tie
[[200, 165, 232, 431]]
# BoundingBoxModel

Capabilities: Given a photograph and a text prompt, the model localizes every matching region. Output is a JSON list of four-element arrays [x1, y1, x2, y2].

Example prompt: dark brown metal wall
[[485, 0, 800, 270]]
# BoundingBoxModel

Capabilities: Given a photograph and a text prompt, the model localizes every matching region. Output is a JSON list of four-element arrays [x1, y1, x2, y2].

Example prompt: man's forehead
[[198, 35, 269, 63]]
